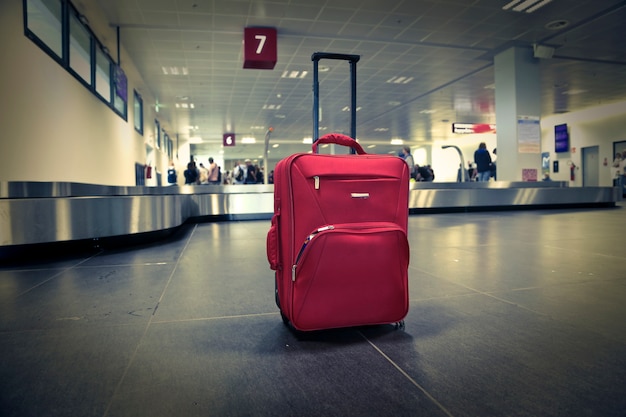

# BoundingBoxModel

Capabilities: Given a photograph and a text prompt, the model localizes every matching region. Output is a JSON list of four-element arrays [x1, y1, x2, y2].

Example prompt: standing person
[[198, 163, 209, 184], [400, 146, 415, 179], [232, 161, 246, 184], [467, 161, 477, 181], [474, 142, 493, 182], [207, 157, 220, 185], [491, 148, 497, 180], [183, 161, 199, 185], [166, 161, 177, 186], [244, 159, 257, 184]]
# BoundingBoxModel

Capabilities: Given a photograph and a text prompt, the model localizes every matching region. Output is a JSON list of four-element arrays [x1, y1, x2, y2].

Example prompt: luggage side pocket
[[266, 213, 280, 270]]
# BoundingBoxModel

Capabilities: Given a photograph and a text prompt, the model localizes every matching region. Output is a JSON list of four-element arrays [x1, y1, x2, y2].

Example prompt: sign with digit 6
[[223, 133, 235, 147], [243, 27, 277, 69]]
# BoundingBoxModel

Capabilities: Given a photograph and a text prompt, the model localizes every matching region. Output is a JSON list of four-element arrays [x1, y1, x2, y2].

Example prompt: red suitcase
[[266, 133, 410, 331]]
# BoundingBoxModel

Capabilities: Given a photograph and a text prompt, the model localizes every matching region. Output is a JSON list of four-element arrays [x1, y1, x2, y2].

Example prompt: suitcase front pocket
[[290, 222, 409, 331]]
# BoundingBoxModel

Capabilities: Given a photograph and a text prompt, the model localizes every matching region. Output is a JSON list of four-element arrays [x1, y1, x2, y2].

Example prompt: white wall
[[540, 101, 626, 187], [419, 100, 626, 184], [0, 1, 177, 186]]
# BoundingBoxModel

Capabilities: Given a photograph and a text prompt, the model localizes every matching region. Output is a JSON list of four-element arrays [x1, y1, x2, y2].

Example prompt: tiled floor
[[1, 204, 626, 417]]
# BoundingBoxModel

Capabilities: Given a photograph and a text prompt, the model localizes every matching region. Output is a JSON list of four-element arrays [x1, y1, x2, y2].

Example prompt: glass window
[[95, 46, 111, 101], [113, 65, 127, 117], [164, 133, 171, 158], [69, 11, 91, 84], [26, 0, 63, 58], [134, 90, 144, 134]]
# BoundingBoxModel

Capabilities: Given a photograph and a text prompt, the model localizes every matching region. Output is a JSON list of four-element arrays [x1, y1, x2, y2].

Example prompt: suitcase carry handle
[[312, 133, 367, 155]]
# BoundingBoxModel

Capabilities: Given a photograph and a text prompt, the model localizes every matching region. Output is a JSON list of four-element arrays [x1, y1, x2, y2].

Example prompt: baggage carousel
[[0, 181, 621, 249]]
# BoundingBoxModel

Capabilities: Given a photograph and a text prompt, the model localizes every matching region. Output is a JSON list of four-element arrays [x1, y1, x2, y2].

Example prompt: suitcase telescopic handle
[[312, 52, 360, 146], [312, 133, 367, 155]]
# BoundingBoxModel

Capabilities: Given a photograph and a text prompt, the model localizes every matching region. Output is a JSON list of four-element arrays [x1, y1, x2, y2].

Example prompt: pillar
[[494, 46, 543, 181]]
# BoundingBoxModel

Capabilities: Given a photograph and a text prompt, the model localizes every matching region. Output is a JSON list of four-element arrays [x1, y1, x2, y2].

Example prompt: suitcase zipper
[[292, 225, 334, 281], [314, 176, 320, 189]]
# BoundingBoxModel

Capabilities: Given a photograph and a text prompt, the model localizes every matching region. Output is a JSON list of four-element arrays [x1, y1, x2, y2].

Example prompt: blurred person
[[207, 157, 220, 185], [474, 142, 493, 182], [184, 161, 199, 185]]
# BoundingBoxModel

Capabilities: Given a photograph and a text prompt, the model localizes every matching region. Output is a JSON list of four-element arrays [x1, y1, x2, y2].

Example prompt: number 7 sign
[[243, 27, 277, 69]]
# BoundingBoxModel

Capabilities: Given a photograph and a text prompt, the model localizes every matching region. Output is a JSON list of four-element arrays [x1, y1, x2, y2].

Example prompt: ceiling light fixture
[[281, 70, 308, 79], [503, 0, 553, 13], [302, 137, 313, 144], [241, 137, 256, 144], [390, 139, 404, 145], [386, 76, 414, 84], [161, 66, 189, 75]]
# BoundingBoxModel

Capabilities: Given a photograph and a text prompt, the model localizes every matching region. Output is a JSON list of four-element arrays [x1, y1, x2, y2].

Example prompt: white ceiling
[[94, 0, 626, 162]]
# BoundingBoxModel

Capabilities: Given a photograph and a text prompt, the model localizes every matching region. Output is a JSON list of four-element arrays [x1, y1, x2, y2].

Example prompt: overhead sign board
[[243, 27, 277, 69], [452, 123, 496, 134], [223, 133, 235, 147]]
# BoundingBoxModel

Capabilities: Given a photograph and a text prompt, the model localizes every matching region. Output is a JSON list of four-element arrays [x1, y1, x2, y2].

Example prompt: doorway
[[582, 146, 599, 186]]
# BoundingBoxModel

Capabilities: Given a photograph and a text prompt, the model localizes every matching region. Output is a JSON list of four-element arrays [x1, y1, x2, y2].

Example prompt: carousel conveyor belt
[[0, 181, 621, 249]]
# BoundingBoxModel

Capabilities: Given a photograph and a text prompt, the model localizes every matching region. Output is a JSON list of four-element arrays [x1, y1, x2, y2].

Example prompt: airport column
[[494, 46, 543, 181]]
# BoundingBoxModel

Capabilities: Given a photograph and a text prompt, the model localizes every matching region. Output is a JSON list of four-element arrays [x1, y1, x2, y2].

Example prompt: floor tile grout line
[[102, 224, 199, 417], [15, 252, 102, 298], [360, 332, 456, 417], [151, 312, 279, 324]]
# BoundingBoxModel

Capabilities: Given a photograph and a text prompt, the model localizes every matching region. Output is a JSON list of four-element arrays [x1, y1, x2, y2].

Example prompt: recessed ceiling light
[[367, 144, 377, 149], [302, 137, 313, 144], [241, 137, 256, 144], [419, 109, 436, 114], [390, 139, 404, 145], [374, 127, 389, 132], [545, 20, 569, 30], [272, 143, 280, 148]]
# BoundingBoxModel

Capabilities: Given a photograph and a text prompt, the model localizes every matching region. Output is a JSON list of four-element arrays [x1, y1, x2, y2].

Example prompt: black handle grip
[[311, 52, 360, 63]]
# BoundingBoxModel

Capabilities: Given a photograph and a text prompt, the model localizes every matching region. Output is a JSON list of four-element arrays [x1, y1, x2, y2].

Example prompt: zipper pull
[[292, 264, 297, 281], [314, 176, 320, 190]]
